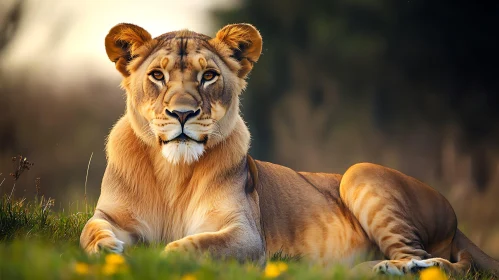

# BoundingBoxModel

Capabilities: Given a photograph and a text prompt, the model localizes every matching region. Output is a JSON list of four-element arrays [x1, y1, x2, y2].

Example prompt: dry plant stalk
[[8, 155, 34, 200], [84, 152, 93, 213]]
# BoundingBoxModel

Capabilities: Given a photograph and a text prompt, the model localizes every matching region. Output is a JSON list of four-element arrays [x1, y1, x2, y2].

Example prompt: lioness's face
[[105, 24, 262, 164], [129, 34, 240, 165]]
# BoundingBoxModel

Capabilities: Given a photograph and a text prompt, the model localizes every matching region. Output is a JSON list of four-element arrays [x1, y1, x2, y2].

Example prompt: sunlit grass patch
[[0, 195, 91, 243], [0, 190, 491, 280], [0, 240, 380, 280]]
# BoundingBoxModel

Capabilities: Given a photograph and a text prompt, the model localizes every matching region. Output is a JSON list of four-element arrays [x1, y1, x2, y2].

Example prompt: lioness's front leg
[[80, 209, 135, 254], [165, 222, 265, 265], [164, 195, 266, 266]]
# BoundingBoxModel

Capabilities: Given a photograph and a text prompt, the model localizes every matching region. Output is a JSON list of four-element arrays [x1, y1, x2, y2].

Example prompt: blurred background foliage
[[0, 0, 498, 257]]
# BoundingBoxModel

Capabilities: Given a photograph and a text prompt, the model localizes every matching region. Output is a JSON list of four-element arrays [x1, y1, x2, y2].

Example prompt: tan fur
[[212, 24, 262, 78], [81, 23, 499, 276], [105, 23, 153, 76]]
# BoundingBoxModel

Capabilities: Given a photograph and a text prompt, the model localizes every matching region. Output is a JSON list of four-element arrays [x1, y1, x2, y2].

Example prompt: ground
[[0, 195, 489, 280]]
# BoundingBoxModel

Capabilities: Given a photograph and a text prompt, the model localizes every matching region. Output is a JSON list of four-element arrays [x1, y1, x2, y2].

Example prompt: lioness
[[80, 23, 499, 276]]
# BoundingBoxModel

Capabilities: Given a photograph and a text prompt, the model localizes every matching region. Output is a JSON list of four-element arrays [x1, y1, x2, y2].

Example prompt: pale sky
[[1, 0, 237, 82]]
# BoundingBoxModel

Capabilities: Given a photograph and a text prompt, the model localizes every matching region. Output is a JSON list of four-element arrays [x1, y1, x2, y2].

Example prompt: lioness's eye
[[202, 71, 218, 82], [150, 71, 164, 81]]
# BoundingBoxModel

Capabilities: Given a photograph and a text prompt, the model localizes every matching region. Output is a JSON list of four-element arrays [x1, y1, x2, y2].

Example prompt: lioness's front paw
[[84, 229, 125, 254], [162, 239, 198, 257]]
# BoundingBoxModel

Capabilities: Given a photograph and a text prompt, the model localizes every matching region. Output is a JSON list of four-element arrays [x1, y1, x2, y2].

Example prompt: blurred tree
[[0, 0, 24, 154], [0, 0, 122, 203], [0, 0, 23, 55], [214, 0, 499, 190]]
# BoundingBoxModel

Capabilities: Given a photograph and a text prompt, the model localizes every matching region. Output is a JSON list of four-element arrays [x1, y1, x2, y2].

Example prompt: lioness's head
[[105, 23, 262, 165]]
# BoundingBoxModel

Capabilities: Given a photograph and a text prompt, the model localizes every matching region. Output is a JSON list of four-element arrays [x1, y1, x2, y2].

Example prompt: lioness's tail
[[452, 229, 499, 277]]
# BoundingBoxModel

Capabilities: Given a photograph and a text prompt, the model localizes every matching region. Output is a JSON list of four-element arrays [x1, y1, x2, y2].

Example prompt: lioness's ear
[[105, 23, 152, 76], [214, 23, 262, 78]]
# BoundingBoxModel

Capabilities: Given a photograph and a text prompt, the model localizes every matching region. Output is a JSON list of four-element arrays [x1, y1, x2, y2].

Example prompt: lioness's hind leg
[[340, 163, 471, 276], [340, 163, 431, 261]]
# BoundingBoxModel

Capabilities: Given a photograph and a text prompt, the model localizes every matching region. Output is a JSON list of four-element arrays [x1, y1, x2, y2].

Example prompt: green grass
[[0, 194, 491, 279], [0, 196, 90, 243], [0, 195, 381, 279]]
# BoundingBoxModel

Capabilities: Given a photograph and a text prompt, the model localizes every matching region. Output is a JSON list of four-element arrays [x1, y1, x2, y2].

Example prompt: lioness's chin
[[161, 142, 205, 165]]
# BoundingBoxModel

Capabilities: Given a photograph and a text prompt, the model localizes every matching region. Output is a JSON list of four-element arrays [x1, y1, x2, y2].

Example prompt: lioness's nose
[[166, 109, 200, 125]]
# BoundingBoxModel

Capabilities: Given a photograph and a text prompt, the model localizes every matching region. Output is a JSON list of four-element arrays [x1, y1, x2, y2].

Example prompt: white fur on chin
[[161, 141, 205, 165]]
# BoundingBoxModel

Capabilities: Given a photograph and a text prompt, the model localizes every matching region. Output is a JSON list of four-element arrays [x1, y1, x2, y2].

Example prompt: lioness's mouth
[[160, 133, 207, 145]]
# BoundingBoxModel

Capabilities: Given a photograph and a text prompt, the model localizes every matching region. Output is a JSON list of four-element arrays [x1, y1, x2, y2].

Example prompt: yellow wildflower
[[276, 262, 288, 272], [420, 267, 448, 280], [105, 254, 126, 266], [264, 264, 281, 278], [180, 273, 197, 280], [264, 261, 288, 278], [74, 262, 90, 275], [102, 254, 128, 275], [102, 263, 118, 275]]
